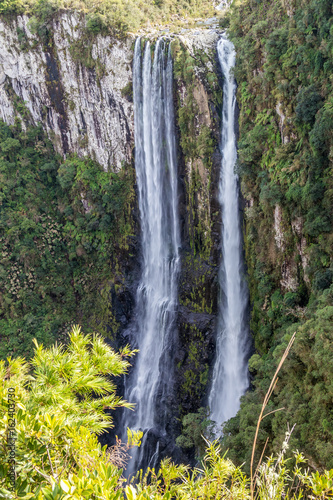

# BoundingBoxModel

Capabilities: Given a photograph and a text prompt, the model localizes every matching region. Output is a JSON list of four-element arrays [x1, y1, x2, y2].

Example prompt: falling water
[[122, 37, 180, 473], [208, 36, 249, 430], [215, 0, 232, 11]]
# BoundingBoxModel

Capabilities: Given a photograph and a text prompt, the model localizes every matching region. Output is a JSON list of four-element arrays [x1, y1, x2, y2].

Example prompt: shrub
[[295, 85, 323, 125], [0, 327, 138, 498], [265, 27, 289, 63], [86, 12, 107, 34], [176, 408, 214, 456], [314, 269, 333, 291]]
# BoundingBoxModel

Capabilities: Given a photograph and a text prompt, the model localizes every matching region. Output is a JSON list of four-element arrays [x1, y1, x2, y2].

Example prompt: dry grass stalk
[[250, 332, 296, 500], [253, 436, 269, 500]]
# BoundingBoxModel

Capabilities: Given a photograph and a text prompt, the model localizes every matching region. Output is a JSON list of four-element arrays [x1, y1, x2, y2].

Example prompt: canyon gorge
[[0, 0, 332, 495]]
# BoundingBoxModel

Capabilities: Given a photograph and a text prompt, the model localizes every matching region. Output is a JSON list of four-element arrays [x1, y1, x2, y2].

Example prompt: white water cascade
[[208, 36, 249, 430], [122, 37, 180, 472], [215, 0, 232, 11]]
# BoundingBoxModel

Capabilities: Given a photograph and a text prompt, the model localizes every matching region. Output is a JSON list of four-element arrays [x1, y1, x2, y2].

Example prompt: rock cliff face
[[171, 31, 223, 422], [0, 13, 134, 170]]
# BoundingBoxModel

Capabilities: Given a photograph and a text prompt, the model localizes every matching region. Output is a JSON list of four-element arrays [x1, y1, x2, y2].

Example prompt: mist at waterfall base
[[120, 37, 181, 477], [208, 36, 250, 433]]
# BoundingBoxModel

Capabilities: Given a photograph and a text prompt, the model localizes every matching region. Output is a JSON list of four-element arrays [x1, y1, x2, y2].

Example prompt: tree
[[0, 326, 138, 498]]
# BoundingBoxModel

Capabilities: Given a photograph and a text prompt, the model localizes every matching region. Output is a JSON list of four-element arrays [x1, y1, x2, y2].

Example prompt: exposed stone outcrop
[[274, 204, 299, 291], [274, 204, 285, 252], [0, 13, 134, 170], [178, 30, 219, 61], [292, 216, 310, 283], [174, 30, 221, 254], [276, 102, 287, 145]]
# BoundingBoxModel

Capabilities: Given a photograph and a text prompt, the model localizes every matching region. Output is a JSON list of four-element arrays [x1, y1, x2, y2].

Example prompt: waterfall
[[122, 37, 180, 473], [208, 36, 249, 430], [215, 0, 232, 11]]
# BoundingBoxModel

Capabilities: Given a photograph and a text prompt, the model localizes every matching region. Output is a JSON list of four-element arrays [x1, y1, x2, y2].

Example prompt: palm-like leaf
[[3, 325, 136, 431]]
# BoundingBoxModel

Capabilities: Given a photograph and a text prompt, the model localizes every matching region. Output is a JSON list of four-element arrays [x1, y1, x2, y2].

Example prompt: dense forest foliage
[[0, 119, 134, 359], [218, 0, 333, 472]]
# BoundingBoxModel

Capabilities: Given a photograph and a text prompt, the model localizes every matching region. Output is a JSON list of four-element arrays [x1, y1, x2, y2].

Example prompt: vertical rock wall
[[0, 13, 134, 170]]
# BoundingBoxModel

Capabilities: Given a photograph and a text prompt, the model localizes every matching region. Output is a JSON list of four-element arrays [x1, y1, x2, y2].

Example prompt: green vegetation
[[0, 0, 215, 37], [0, 119, 134, 359], [180, 337, 208, 392], [217, 0, 333, 472], [176, 407, 214, 457], [1, 331, 333, 499], [0, 327, 140, 498], [179, 254, 215, 314], [68, 36, 106, 78]]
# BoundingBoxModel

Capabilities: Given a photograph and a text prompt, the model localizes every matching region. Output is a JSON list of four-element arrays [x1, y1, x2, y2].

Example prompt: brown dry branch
[[106, 436, 131, 469]]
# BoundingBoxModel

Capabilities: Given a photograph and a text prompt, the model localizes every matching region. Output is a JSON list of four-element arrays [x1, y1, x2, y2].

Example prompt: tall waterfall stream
[[208, 36, 250, 430], [121, 34, 249, 473], [121, 37, 180, 474]]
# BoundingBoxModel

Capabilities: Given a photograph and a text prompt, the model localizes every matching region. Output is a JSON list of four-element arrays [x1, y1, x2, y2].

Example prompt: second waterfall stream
[[121, 37, 180, 474], [208, 36, 250, 429]]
